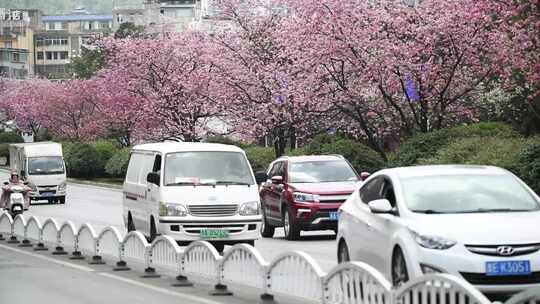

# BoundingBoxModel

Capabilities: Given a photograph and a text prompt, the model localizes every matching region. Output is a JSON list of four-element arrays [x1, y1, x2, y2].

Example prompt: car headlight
[[58, 182, 67, 191], [159, 202, 188, 217], [239, 201, 260, 216], [412, 231, 456, 250], [293, 192, 320, 203]]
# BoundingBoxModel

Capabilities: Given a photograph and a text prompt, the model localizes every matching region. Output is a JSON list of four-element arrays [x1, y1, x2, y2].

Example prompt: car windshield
[[402, 174, 540, 214], [28, 156, 65, 175], [164, 151, 254, 186], [289, 160, 358, 183]]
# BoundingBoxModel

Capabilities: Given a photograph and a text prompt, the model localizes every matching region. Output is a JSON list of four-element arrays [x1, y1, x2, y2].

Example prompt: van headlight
[[27, 182, 38, 191], [412, 231, 456, 250], [239, 201, 260, 216], [159, 202, 188, 217], [58, 182, 67, 191], [293, 192, 320, 203]]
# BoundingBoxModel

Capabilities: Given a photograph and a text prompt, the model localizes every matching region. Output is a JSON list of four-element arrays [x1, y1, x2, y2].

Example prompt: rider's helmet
[[9, 171, 19, 183]]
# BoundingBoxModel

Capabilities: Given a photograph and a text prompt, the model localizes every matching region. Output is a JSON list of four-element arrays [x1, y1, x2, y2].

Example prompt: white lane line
[[0, 243, 226, 304], [99, 273, 224, 304], [0, 243, 95, 272]]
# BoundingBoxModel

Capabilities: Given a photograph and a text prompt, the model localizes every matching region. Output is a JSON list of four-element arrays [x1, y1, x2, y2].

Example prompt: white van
[[9, 142, 67, 204], [122, 142, 261, 251]]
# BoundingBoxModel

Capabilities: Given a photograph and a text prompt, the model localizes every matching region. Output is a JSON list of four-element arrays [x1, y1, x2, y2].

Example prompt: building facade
[[0, 8, 42, 78], [35, 8, 112, 79]]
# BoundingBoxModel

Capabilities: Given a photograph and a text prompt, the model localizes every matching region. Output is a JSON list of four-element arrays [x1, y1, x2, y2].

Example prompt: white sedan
[[337, 165, 540, 295]]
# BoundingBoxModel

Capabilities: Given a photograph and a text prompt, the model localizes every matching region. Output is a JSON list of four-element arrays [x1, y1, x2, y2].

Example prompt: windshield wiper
[[216, 181, 251, 186], [467, 208, 529, 213], [412, 209, 445, 214], [166, 182, 197, 186]]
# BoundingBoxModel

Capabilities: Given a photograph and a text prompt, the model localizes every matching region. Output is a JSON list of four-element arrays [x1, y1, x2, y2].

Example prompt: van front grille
[[188, 204, 238, 217]]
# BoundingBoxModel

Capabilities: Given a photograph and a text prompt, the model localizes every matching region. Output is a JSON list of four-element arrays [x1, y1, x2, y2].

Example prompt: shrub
[[394, 122, 519, 167], [105, 148, 131, 178], [0, 131, 24, 144], [93, 140, 119, 175], [64, 142, 101, 178], [0, 144, 9, 166], [518, 139, 540, 194], [420, 136, 527, 173], [245, 146, 275, 172], [316, 138, 385, 173]]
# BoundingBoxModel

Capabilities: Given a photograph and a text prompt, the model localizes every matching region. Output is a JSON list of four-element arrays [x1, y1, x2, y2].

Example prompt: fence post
[[89, 239, 105, 265], [141, 246, 160, 278], [113, 242, 130, 271], [172, 252, 193, 287], [260, 265, 276, 304], [70, 236, 84, 260], [209, 259, 233, 296], [18, 223, 32, 247]]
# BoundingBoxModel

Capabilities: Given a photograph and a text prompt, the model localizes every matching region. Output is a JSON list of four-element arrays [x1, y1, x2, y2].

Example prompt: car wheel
[[127, 214, 135, 232], [213, 243, 225, 253], [283, 208, 300, 240], [392, 248, 409, 287], [59, 196, 66, 204], [148, 217, 157, 242], [337, 240, 350, 263], [260, 206, 275, 238]]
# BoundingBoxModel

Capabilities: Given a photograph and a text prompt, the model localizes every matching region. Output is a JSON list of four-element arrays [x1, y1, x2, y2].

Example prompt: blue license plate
[[329, 212, 339, 220], [42, 192, 54, 197], [486, 261, 531, 276]]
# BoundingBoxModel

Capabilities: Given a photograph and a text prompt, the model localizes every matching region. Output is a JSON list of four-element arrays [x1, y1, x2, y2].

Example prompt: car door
[[348, 176, 384, 266], [146, 153, 162, 228], [263, 161, 285, 222], [367, 176, 401, 275], [137, 153, 154, 236]]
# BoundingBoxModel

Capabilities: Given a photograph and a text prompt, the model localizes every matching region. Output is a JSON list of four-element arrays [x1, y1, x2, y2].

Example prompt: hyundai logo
[[496, 246, 515, 256]]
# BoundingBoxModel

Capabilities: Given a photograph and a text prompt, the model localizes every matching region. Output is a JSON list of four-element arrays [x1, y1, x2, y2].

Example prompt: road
[[0, 171, 337, 271], [0, 241, 261, 304]]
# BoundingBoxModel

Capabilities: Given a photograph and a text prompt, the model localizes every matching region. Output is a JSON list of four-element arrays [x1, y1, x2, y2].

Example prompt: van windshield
[[28, 156, 65, 175], [164, 152, 254, 186]]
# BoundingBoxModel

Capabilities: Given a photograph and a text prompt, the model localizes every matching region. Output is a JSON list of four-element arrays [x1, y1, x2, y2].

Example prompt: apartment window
[[37, 52, 44, 60], [12, 53, 20, 62], [46, 52, 53, 60], [62, 22, 68, 30], [48, 22, 56, 30], [4, 41, 12, 48], [100, 21, 109, 29], [59, 51, 68, 60]]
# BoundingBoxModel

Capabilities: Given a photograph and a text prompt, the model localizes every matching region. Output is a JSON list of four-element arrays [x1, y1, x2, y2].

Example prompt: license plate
[[200, 229, 229, 239], [42, 192, 54, 197], [329, 212, 339, 220], [13, 206, 22, 211], [486, 261, 531, 276]]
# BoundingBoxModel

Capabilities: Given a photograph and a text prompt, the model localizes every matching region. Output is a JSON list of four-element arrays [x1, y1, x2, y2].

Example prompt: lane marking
[[0, 243, 225, 304], [0, 243, 95, 272], [99, 273, 224, 304]]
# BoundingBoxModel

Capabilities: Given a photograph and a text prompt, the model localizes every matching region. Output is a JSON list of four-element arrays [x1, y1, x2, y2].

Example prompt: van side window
[[126, 153, 142, 184], [138, 154, 154, 185], [153, 154, 162, 172]]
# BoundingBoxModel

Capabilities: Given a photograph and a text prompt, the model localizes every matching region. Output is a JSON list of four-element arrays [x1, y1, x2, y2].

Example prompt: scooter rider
[[0, 171, 31, 210]]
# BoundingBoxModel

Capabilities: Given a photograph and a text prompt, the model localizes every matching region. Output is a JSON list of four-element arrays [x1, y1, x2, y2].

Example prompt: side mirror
[[20, 170, 26, 177], [3, 182, 8, 185], [360, 172, 371, 181], [23, 182, 29, 185], [255, 171, 268, 185], [271, 176, 283, 185], [146, 172, 160, 186], [368, 199, 393, 214]]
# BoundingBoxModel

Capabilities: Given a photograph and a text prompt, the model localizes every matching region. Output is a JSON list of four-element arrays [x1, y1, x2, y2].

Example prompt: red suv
[[256, 155, 361, 240]]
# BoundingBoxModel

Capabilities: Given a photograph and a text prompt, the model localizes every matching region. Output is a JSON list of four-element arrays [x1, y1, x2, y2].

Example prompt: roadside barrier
[[0, 211, 538, 304]]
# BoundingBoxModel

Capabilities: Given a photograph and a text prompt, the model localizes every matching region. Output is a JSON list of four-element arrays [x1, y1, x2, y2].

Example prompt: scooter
[[2, 182, 30, 217]]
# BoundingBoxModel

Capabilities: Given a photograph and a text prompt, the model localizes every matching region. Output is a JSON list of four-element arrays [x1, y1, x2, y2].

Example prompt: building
[[0, 8, 42, 78], [35, 8, 113, 79], [113, 0, 197, 33]]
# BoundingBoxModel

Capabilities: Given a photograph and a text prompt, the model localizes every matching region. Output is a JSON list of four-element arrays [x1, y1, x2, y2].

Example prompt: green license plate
[[200, 229, 229, 239]]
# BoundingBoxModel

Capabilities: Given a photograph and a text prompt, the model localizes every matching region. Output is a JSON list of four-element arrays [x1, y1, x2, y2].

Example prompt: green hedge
[[518, 139, 540, 194], [64, 142, 101, 178], [393, 122, 518, 167], [105, 148, 131, 177], [245, 146, 275, 172], [0, 131, 24, 144], [93, 140, 120, 175]]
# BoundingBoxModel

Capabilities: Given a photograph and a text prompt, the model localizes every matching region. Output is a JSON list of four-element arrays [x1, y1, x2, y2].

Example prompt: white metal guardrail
[[0, 211, 538, 304]]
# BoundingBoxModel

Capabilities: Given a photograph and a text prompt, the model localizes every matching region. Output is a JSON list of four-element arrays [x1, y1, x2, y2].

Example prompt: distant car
[[256, 155, 361, 240], [337, 165, 540, 295]]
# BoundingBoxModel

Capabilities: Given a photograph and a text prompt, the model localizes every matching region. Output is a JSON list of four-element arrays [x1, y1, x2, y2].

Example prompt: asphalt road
[[0, 171, 338, 271], [0, 241, 268, 304]]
